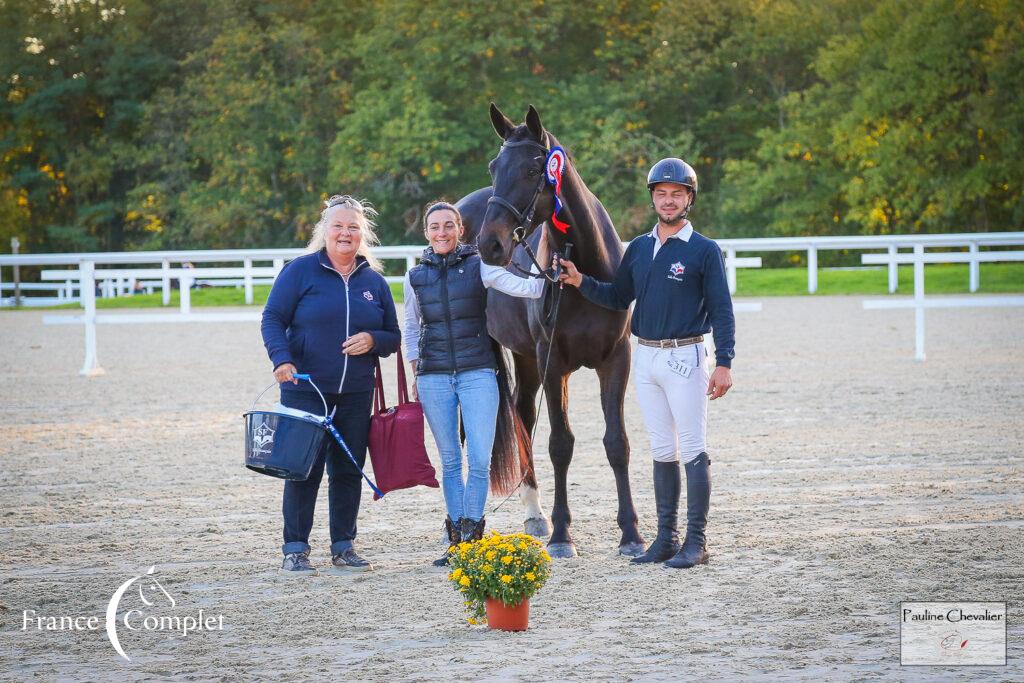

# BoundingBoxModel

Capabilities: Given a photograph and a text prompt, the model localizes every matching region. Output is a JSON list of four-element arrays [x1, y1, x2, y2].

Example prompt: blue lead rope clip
[[293, 373, 384, 499]]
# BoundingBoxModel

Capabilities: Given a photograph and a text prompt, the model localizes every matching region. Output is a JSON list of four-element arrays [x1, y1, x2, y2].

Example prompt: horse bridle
[[485, 137, 567, 283]]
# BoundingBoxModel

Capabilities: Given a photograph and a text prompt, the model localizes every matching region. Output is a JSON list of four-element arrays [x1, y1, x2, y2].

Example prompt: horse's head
[[479, 103, 557, 266]]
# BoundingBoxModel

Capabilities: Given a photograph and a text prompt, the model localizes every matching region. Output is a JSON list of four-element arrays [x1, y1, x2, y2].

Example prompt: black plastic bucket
[[243, 409, 330, 480], [243, 375, 332, 480]]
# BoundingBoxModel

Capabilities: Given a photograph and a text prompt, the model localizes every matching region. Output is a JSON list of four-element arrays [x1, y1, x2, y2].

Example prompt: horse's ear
[[525, 105, 545, 142], [490, 102, 514, 140]]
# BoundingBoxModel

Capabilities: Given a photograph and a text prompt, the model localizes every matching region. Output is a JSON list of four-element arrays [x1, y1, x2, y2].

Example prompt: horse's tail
[[490, 338, 535, 496]]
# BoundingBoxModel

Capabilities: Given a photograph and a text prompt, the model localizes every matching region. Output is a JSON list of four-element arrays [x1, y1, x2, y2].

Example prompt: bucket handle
[[249, 373, 383, 498], [249, 373, 329, 419]]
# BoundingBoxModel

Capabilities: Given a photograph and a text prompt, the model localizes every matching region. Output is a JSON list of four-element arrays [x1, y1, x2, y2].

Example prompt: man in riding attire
[[558, 158, 735, 569]]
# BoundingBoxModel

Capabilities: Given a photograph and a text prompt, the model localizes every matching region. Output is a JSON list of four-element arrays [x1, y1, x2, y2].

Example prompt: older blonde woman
[[261, 195, 400, 575]]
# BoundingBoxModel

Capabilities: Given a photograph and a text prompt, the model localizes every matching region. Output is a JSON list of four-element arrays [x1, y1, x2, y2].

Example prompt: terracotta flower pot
[[485, 597, 529, 631]]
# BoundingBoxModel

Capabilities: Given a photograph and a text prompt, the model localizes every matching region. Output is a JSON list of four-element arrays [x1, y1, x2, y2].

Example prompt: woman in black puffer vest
[[403, 202, 543, 566]]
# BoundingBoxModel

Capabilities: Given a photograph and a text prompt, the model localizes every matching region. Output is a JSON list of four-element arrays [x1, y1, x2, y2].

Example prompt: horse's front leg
[[544, 370, 577, 558], [598, 341, 645, 556]]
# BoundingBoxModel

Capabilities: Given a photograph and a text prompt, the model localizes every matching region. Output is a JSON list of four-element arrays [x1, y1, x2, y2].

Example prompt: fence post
[[406, 255, 416, 274], [179, 271, 192, 314], [725, 248, 738, 295], [273, 258, 284, 278], [888, 245, 898, 293], [914, 244, 925, 362], [807, 246, 818, 294], [969, 242, 979, 293], [243, 258, 254, 305], [11, 237, 21, 307], [162, 259, 171, 306], [79, 261, 104, 376]]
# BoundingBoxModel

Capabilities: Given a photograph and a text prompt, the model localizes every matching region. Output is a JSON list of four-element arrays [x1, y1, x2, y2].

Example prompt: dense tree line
[[2, 0, 1021, 254]]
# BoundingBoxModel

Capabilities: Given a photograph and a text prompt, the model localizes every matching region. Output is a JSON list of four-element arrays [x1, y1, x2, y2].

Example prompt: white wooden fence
[[861, 247, 1024, 361], [2, 232, 1023, 373], [718, 232, 1024, 293]]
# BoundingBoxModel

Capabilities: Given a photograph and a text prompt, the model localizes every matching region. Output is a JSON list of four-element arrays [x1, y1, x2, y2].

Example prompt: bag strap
[[373, 356, 387, 413], [394, 347, 411, 404], [374, 349, 412, 410]]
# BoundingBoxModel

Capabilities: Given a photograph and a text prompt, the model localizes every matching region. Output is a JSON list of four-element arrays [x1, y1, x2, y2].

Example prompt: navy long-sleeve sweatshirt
[[579, 225, 736, 368], [261, 249, 401, 394]]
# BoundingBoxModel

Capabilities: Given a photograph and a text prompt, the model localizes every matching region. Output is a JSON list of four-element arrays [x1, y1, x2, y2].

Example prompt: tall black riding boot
[[665, 452, 710, 569], [432, 516, 460, 567], [631, 461, 681, 564]]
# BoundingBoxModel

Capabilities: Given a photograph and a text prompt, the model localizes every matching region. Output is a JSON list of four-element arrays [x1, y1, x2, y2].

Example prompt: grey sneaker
[[329, 547, 373, 572], [281, 551, 318, 575]]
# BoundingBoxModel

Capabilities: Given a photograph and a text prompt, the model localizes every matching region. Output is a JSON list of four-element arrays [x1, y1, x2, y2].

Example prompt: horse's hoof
[[524, 517, 551, 538], [547, 542, 578, 559], [618, 542, 646, 557]]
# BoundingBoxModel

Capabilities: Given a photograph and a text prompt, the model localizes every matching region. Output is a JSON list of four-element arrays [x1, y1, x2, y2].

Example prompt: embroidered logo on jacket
[[363, 291, 374, 301], [668, 262, 685, 281]]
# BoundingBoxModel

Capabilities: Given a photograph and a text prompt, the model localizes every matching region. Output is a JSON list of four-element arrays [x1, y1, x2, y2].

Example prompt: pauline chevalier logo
[[900, 601, 1005, 666], [22, 565, 224, 663]]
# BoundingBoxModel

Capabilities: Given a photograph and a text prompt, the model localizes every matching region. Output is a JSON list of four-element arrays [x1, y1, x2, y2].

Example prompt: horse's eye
[[527, 168, 540, 177]]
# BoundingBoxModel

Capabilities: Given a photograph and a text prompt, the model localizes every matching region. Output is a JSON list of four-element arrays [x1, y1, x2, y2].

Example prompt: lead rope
[[489, 241, 572, 513]]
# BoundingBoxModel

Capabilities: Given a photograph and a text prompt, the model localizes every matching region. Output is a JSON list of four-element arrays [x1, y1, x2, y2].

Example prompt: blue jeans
[[280, 389, 373, 556], [417, 368, 499, 522]]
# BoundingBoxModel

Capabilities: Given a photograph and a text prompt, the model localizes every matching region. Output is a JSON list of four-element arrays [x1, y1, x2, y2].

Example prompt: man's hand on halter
[[556, 257, 583, 288], [707, 366, 732, 400]]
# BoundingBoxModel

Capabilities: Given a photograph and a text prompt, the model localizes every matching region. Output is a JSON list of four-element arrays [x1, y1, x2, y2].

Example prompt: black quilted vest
[[409, 244, 495, 375]]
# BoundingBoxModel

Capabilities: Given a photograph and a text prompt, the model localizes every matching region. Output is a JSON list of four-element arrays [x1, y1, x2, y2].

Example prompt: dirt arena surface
[[0, 296, 1021, 680]]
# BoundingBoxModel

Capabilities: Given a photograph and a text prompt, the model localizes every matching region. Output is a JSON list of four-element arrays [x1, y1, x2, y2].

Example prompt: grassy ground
[[4, 263, 1022, 310]]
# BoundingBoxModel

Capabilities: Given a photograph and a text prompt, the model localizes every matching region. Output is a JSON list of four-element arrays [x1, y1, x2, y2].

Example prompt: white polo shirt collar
[[651, 221, 693, 258]]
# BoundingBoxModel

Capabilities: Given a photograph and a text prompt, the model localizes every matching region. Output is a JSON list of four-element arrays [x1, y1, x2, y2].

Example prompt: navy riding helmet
[[646, 158, 698, 205]]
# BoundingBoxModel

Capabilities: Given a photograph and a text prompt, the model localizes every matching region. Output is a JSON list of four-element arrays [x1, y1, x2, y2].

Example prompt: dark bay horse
[[457, 104, 645, 558]]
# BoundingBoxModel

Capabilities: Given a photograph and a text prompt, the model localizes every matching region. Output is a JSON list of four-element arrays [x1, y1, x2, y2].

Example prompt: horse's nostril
[[484, 238, 504, 263]]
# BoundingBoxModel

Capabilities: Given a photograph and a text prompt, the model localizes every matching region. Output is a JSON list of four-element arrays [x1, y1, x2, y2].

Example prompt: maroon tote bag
[[367, 349, 439, 500]]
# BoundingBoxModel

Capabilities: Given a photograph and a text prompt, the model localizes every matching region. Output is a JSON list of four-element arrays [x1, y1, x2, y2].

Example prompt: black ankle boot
[[631, 461, 680, 564], [461, 516, 485, 543], [432, 516, 460, 567], [665, 453, 710, 569]]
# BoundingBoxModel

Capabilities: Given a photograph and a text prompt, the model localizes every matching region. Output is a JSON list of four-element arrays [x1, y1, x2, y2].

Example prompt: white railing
[[860, 247, 1024, 361], [0, 245, 765, 306], [717, 232, 1024, 292], [2, 232, 1022, 306], [3, 232, 1023, 373]]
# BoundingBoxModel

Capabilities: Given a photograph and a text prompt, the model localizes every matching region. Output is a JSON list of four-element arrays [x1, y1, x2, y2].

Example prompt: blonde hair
[[307, 195, 383, 272]]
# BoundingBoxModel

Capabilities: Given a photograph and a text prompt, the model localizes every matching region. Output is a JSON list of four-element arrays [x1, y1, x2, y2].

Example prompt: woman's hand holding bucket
[[274, 362, 299, 385]]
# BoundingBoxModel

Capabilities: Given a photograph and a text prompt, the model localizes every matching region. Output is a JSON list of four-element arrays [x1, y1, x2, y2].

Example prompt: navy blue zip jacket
[[261, 249, 401, 394], [579, 227, 736, 368]]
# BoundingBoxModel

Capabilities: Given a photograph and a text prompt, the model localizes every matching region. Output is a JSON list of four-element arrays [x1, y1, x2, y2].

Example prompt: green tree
[[134, 12, 343, 248], [721, 0, 1024, 236]]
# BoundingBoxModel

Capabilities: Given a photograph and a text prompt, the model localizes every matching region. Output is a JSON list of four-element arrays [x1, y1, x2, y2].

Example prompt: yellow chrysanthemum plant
[[447, 531, 553, 624]]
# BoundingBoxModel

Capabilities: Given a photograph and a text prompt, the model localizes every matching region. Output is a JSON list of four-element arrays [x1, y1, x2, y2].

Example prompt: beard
[[657, 207, 687, 225]]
